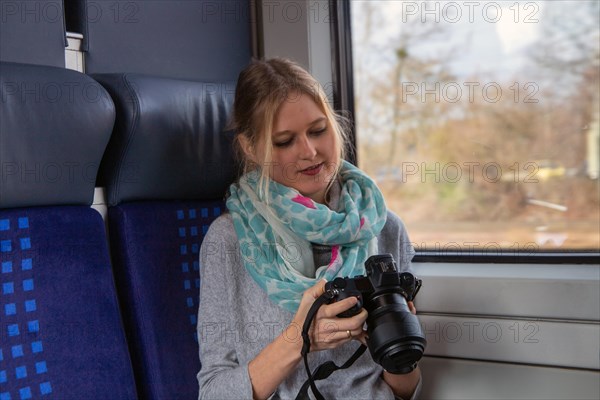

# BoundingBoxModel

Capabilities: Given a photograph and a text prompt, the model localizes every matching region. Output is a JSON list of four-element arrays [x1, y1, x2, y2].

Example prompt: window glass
[[351, 0, 600, 252]]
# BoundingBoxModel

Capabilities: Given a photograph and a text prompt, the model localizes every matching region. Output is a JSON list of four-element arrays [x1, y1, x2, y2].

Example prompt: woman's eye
[[311, 127, 327, 136], [273, 139, 292, 148]]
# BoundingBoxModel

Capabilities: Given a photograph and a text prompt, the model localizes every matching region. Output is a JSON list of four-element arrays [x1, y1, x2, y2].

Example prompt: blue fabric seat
[[0, 207, 137, 399], [95, 73, 236, 399], [0, 62, 138, 399]]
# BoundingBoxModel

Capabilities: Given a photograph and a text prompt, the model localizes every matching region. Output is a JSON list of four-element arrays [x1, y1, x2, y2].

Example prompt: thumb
[[311, 278, 328, 299], [408, 301, 417, 315], [356, 330, 368, 346]]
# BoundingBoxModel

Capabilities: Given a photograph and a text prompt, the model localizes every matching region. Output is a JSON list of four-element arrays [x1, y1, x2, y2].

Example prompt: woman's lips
[[299, 162, 324, 176]]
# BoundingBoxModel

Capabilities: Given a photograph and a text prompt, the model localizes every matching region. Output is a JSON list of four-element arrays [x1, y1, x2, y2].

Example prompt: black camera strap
[[295, 292, 368, 400]]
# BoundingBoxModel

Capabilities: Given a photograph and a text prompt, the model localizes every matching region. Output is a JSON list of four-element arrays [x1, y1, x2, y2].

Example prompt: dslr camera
[[324, 254, 426, 374]]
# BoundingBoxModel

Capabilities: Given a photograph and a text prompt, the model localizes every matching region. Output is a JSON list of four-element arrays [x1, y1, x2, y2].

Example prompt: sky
[[351, 0, 549, 82]]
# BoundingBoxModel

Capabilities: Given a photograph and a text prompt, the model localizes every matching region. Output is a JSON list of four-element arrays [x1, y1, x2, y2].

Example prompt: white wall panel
[[419, 314, 599, 369], [419, 357, 600, 400]]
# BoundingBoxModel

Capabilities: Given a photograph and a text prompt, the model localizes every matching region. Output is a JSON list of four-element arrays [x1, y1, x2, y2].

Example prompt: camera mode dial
[[326, 277, 364, 318]]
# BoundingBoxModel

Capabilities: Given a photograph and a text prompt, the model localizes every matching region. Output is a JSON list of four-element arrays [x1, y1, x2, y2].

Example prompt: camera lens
[[379, 342, 424, 374], [365, 292, 426, 374]]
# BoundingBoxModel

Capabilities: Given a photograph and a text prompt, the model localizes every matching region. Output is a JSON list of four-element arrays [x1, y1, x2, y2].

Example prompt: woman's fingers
[[320, 296, 358, 318], [314, 324, 369, 348], [313, 308, 368, 343], [297, 280, 373, 351], [311, 278, 328, 299], [354, 329, 368, 346], [408, 301, 417, 315], [294, 279, 329, 322]]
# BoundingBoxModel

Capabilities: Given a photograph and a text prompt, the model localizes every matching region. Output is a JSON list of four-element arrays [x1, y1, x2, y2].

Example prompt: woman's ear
[[238, 134, 257, 163]]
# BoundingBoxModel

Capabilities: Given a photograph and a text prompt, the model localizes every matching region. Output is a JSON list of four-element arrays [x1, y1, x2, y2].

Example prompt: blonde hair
[[229, 57, 350, 199]]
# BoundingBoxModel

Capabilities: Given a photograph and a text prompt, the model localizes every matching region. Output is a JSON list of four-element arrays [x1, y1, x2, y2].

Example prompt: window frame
[[331, 0, 600, 264]]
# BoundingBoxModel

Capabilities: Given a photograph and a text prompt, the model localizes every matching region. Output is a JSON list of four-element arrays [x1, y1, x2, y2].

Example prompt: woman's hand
[[408, 301, 417, 315], [290, 279, 368, 352]]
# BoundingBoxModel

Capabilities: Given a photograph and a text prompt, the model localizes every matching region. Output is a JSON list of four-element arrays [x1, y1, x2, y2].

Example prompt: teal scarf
[[226, 160, 387, 312]]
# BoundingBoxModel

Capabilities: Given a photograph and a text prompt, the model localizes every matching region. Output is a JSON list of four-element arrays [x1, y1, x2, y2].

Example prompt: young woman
[[197, 58, 422, 400]]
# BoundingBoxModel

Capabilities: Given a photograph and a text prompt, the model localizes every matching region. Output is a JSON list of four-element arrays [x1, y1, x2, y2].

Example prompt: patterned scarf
[[226, 160, 387, 312]]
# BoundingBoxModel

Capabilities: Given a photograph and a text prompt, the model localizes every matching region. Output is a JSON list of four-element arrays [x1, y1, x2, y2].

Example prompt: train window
[[349, 0, 600, 258]]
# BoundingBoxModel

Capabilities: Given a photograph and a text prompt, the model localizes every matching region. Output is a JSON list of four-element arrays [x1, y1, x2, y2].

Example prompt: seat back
[[66, 0, 251, 81], [0, 62, 138, 399], [95, 73, 235, 399], [0, 1, 66, 67]]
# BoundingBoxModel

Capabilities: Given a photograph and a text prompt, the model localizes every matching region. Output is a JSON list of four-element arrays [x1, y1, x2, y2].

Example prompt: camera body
[[324, 254, 426, 374]]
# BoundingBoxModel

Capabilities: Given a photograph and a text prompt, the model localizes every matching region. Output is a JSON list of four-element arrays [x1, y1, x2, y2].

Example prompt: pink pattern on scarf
[[360, 217, 365, 229], [292, 194, 317, 209], [327, 245, 340, 270]]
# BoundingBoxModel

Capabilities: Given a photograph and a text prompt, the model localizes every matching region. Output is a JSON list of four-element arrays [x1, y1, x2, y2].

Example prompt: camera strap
[[295, 293, 368, 400]]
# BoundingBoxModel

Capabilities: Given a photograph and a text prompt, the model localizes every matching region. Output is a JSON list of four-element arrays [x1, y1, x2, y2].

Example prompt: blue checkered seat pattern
[[0, 62, 137, 399], [0, 208, 137, 400], [95, 74, 236, 399], [107, 201, 224, 398]]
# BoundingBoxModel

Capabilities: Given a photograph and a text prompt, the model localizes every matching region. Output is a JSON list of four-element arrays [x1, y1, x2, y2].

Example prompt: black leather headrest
[[67, 0, 250, 81], [0, 62, 115, 208], [0, 1, 67, 67], [94, 74, 236, 206]]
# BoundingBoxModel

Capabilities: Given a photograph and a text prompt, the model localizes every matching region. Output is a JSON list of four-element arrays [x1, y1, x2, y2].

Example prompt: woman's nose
[[298, 135, 317, 159]]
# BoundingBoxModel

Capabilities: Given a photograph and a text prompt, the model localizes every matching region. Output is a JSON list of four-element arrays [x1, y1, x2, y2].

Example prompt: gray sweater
[[197, 211, 419, 400]]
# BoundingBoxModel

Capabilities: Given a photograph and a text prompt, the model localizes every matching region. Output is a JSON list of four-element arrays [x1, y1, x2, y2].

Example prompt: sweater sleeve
[[379, 211, 416, 273], [384, 211, 423, 400], [196, 215, 254, 400], [394, 375, 423, 400]]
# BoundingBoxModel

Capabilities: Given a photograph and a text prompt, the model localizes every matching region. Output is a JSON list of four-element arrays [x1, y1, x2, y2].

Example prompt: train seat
[[0, 0, 66, 68], [0, 61, 138, 399], [94, 73, 236, 399], [65, 0, 251, 81]]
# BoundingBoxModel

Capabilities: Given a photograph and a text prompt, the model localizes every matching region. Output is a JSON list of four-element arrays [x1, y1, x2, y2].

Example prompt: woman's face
[[266, 92, 339, 204]]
